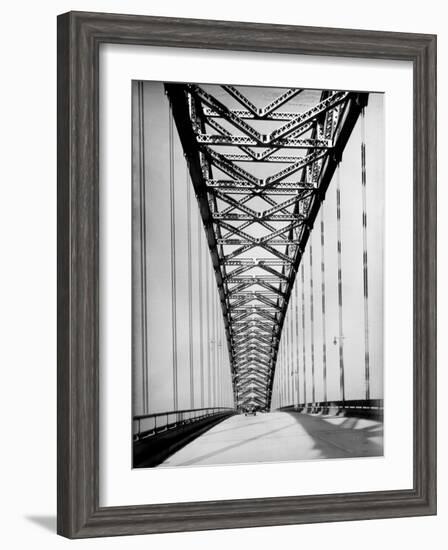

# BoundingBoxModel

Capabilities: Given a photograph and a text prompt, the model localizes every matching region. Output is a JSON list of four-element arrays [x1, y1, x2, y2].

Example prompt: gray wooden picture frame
[[57, 11, 437, 538]]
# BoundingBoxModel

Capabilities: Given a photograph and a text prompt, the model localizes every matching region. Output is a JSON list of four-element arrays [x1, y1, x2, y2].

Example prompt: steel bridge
[[165, 83, 367, 411], [132, 82, 383, 468]]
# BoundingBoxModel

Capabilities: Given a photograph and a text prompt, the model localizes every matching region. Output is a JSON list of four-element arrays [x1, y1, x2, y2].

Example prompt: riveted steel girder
[[165, 83, 367, 408]]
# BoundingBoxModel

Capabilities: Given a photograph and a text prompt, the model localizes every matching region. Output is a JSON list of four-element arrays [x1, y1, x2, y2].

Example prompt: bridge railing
[[133, 407, 236, 441], [276, 399, 383, 420]]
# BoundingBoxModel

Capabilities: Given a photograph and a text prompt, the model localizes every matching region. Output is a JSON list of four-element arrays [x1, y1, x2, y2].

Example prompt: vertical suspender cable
[[282, 340, 285, 408], [211, 278, 216, 406], [361, 110, 371, 400], [279, 356, 281, 408], [279, 342, 282, 408], [217, 306, 221, 405], [288, 313, 292, 405], [198, 214, 205, 407], [288, 312, 292, 405], [206, 262, 211, 406], [277, 348, 280, 408], [285, 334, 288, 406], [286, 327, 288, 405], [275, 372, 277, 409], [222, 327, 225, 405], [216, 296, 220, 405], [214, 293, 218, 406], [211, 293, 215, 406], [278, 344, 280, 408], [283, 339, 286, 407], [279, 342, 283, 407], [283, 340, 286, 407], [301, 264, 307, 404], [219, 326, 222, 405], [289, 312, 293, 405], [281, 321, 284, 407], [309, 242, 315, 403], [215, 289, 218, 406], [137, 82, 149, 413], [217, 323, 220, 406], [169, 110, 178, 411], [216, 317, 219, 407], [320, 207, 328, 403], [336, 167, 345, 402], [295, 282, 300, 406], [186, 167, 194, 408]]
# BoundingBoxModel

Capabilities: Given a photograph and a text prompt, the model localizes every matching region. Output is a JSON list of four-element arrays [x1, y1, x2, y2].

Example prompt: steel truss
[[166, 83, 367, 410]]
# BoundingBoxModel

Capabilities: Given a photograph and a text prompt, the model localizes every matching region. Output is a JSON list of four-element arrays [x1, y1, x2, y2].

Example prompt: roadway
[[160, 411, 383, 467]]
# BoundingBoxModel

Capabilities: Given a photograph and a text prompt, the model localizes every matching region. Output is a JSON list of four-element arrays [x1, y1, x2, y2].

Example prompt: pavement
[[160, 411, 383, 467]]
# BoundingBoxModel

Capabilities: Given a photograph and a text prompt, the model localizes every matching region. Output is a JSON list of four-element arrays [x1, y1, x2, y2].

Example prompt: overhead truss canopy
[[165, 83, 368, 410]]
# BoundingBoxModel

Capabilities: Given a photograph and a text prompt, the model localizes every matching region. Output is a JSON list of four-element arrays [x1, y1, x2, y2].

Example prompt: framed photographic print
[[57, 11, 437, 538]]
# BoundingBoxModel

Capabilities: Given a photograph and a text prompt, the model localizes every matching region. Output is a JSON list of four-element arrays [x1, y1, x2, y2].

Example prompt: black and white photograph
[[132, 81, 384, 468], [0, 1, 440, 545]]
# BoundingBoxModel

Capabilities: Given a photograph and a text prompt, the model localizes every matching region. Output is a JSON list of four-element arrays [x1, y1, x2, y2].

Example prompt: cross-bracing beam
[[165, 83, 367, 409]]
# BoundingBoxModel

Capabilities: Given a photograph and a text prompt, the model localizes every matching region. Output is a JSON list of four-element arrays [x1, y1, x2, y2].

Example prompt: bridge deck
[[160, 411, 383, 467]]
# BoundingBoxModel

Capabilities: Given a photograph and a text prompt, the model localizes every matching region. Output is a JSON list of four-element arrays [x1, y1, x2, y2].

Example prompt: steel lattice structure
[[166, 83, 368, 410]]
